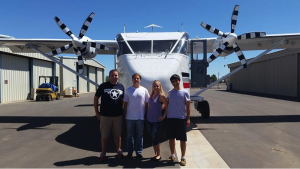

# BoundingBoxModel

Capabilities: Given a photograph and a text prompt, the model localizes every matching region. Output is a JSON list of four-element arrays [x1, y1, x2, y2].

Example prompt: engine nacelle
[[75, 36, 97, 59], [83, 47, 97, 59], [212, 35, 234, 57]]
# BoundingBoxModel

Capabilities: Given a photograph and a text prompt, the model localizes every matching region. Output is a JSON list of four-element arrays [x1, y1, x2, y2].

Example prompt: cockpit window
[[173, 33, 189, 54], [173, 39, 188, 54], [128, 41, 151, 53], [153, 40, 177, 53], [117, 42, 132, 56], [117, 34, 132, 56]]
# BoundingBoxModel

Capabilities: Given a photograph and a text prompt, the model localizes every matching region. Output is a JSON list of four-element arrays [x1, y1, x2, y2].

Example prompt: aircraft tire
[[200, 100, 210, 118]]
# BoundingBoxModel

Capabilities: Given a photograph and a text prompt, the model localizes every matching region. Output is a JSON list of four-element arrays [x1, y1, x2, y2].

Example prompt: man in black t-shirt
[[94, 69, 125, 161]]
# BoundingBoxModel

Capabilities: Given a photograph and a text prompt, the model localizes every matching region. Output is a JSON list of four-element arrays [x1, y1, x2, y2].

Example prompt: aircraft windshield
[[153, 40, 177, 53], [117, 42, 132, 56], [128, 41, 151, 53], [173, 34, 188, 54]]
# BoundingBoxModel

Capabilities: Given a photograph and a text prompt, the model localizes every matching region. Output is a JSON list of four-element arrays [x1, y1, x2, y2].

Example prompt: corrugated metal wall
[[33, 59, 52, 100], [79, 66, 88, 93], [55, 63, 60, 91], [85, 59, 105, 69], [89, 67, 96, 92], [33, 59, 52, 88], [1, 54, 29, 103], [97, 68, 104, 84], [61, 59, 77, 94], [230, 53, 298, 97]]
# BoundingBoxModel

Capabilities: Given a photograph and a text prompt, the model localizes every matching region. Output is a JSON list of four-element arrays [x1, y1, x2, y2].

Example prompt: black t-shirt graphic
[[95, 81, 124, 117]]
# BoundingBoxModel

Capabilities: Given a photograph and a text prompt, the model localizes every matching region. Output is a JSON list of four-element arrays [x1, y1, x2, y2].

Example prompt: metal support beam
[[26, 44, 99, 88], [87, 65, 90, 92], [192, 39, 286, 97]]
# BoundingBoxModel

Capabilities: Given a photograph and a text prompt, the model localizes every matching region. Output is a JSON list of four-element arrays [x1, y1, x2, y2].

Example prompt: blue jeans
[[146, 121, 162, 146], [126, 120, 144, 155]]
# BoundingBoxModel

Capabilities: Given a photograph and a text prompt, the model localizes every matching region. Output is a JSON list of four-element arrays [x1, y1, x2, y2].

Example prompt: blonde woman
[[146, 80, 168, 161]]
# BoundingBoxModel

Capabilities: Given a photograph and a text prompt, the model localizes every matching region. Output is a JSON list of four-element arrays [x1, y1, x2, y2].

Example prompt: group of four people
[[93, 69, 190, 166]]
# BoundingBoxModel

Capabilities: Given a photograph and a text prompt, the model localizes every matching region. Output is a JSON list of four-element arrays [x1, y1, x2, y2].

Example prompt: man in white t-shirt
[[123, 73, 150, 159]]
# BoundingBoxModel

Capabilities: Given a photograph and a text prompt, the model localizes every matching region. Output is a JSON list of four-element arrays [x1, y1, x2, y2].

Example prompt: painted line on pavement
[[175, 125, 229, 168]]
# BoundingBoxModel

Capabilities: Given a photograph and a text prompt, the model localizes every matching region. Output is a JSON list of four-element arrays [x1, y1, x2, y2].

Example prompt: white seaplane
[[1, 5, 300, 117]]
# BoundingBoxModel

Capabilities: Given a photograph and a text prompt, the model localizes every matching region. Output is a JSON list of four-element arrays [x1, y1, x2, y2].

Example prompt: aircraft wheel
[[199, 100, 210, 118]]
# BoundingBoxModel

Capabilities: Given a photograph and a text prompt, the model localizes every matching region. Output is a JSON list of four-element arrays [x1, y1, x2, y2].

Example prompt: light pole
[[218, 72, 220, 89]]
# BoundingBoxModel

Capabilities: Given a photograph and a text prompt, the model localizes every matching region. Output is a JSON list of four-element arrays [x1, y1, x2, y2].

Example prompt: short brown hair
[[132, 73, 142, 80], [109, 69, 118, 76]]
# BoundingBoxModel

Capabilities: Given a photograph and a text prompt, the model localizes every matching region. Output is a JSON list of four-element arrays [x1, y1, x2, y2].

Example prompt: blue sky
[[1, 0, 300, 77]]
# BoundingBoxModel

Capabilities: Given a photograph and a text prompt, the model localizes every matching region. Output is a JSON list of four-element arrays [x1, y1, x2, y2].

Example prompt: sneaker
[[180, 158, 186, 166], [167, 156, 175, 163], [136, 154, 143, 159], [126, 153, 132, 159], [99, 152, 106, 161], [117, 150, 124, 158]]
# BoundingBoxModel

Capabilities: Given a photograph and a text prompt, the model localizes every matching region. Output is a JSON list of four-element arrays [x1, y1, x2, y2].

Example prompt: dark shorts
[[166, 118, 187, 141]]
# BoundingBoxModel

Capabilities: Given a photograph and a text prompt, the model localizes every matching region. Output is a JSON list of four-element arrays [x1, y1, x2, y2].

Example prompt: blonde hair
[[151, 80, 165, 96]]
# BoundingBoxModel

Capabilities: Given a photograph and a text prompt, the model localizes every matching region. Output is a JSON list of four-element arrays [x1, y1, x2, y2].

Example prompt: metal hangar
[[0, 46, 105, 104]]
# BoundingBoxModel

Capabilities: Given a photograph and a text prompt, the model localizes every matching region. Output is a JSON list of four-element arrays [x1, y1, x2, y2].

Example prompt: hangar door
[[89, 66, 96, 92], [79, 65, 88, 93], [33, 59, 52, 100], [1, 54, 29, 103]]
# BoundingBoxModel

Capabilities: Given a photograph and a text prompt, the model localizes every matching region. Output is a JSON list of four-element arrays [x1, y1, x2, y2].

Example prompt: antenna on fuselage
[[144, 24, 163, 32], [124, 24, 125, 33], [181, 23, 183, 32]]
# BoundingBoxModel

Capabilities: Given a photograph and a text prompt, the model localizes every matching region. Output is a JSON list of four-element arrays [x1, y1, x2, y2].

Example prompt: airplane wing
[[0, 38, 118, 55], [191, 33, 300, 54]]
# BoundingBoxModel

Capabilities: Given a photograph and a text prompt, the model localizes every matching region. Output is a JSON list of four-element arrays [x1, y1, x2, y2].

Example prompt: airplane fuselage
[[115, 32, 190, 94]]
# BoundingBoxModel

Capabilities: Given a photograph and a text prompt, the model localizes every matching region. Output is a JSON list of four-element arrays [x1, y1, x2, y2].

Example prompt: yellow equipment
[[36, 76, 60, 101]]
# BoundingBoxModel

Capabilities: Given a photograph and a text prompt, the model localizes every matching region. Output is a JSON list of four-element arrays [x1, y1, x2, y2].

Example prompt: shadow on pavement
[[191, 115, 300, 124], [0, 116, 177, 167], [54, 156, 178, 168]]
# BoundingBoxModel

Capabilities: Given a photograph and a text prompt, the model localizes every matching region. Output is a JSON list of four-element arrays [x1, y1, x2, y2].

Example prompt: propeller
[[201, 5, 266, 69], [46, 12, 110, 74]]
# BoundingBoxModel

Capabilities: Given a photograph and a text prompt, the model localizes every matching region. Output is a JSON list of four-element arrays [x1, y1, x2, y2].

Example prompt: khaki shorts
[[100, 115, 122, 138]]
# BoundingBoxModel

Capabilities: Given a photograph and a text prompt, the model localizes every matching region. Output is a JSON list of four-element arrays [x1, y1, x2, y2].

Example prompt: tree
[[210, 74, 217, 82], [105, 76, 110, 82]]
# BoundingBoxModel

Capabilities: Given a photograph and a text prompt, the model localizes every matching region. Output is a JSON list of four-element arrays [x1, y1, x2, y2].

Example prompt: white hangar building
[[0, 46, 105, 104], [228, 49, 300, 98]]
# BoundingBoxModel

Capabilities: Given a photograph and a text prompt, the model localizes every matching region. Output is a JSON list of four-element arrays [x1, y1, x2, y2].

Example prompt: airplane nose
[[121, 56, 181, 92]]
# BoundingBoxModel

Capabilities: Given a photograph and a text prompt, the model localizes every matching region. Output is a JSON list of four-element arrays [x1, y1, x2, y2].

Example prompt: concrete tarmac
[[0, 87, 299, 168], [192, 88, 300, 168], [0, 93, 179, 168]]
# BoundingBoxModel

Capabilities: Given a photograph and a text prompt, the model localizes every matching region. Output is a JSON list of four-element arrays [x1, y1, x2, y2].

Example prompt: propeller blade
[[83, 42, 110, 50], [54, 16, 78, 40], [77, 55, 84, 75], [79, 12, 95, 39], [201, 22, 226, 37], [231, 5, 239, 33], [207, 41, 229, 63], [47, 43, 73, 56], [233, 43, 247, 69], [237, 32, 266, 39]]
